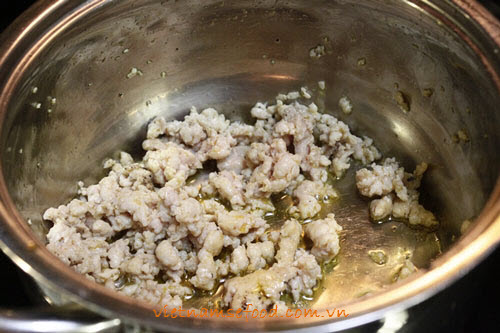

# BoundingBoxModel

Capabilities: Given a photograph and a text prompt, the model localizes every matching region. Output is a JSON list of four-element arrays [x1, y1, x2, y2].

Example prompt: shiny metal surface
[[0, 0, 499, 332], [0, 307, 121, 333]]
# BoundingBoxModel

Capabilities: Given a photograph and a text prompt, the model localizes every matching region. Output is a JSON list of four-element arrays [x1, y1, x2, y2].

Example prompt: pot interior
[[1, 0, 499, 316]]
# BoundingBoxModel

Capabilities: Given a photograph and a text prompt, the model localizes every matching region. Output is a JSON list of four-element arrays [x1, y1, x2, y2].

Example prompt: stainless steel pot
[[0, 0, 499, 332]]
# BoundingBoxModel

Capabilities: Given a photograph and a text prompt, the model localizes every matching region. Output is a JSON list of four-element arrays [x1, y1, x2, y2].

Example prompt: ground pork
[[304, 213, 342, 262], [356, 159, 438, 228], [223, 219, 322, 309], [44, 85, 434, 311]]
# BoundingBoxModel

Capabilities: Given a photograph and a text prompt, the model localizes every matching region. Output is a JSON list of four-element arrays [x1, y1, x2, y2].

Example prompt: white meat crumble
[[44, 86, 437, 311]]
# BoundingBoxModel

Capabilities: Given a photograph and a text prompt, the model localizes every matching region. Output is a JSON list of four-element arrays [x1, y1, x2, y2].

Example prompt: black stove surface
[[1, 1, 499, 332]]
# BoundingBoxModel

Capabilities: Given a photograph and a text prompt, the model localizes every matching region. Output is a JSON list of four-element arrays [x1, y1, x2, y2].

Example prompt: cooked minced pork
[[44, 86, 436, 311]]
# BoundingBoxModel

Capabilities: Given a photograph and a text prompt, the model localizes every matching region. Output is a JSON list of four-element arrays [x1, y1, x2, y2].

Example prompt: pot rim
[[0, 0, 499, 331]]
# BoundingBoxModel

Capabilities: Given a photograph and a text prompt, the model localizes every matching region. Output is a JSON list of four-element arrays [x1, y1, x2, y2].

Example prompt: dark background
[[0, 1, 499, 332]]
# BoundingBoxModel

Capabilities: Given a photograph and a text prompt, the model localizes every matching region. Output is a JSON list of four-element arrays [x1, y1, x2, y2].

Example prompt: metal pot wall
[[0, 0, 499, 332]]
